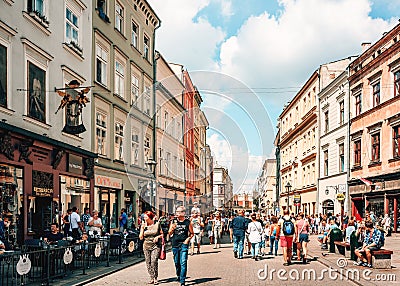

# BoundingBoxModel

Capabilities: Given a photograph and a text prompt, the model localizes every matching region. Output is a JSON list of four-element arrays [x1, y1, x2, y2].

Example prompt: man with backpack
[[354, 221, 384, 268], [276, 209, 295, 266]]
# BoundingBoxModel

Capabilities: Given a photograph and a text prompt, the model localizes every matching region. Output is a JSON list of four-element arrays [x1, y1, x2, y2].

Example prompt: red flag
[[360, 177, 373, 186]]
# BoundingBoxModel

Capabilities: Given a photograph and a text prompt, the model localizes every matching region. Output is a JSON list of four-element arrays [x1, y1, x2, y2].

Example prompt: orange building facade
[[348, 23, 400, 232]]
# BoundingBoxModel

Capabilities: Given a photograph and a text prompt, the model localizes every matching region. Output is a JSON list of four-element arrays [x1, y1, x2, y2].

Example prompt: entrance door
[[322, 199, 334, 215], [99, 189, 118, 233], [32, 197, 53, 237]]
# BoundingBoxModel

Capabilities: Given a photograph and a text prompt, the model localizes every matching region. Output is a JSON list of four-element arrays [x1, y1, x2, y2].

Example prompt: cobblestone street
[[86, 235, 369, 286]]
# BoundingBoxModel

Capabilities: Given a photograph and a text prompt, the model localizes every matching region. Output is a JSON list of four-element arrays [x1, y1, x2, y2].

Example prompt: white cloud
[[219, 0, 234, 18], [219, 0, 397, 103], [148, 0, 225, 71]]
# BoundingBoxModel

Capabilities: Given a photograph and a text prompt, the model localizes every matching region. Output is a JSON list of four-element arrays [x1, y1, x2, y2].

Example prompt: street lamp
[[145, 159, 157, 211], [285, 182, 292, 211]]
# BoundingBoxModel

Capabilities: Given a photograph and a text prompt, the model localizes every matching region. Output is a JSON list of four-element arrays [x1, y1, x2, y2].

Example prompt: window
[[131, 74, 139, 105], [66, 8, 79, 44], [339, 100, 344, 125], [371, 133, 380, 162], [131, 129, 139, 165], [115, 61, 125, 97], [372, 82, 380, 107], [27, 61, 46, 122], [96, 112, 107, 155], [28, 0, 44, 14], [0, 44, 7, 108], [144, 86, 150, 115], [144, 35, 149, 60], [97, 0, 109, 22], [131, 21, 138, 48], [324, 111, 329, 133], [144, 136, 150, 163], [339, 143, 345, 172], [355, 94, 362, 116], [96, 44, 108, 85], [354, 140, 361, 166], [164, 111, 168, 130], [115, 2, 124, 33], [114, 122, 124, 161], [394, 125, 400, 158], [395, 71, 400, 97], [166, 152, 171, 176], [324, 150, 328, 176]]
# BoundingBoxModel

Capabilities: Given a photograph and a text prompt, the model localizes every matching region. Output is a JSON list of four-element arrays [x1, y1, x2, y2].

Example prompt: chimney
[[361, 42, 371, 53]]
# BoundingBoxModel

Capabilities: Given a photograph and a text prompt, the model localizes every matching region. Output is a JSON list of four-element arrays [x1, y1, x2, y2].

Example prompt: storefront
[[94, 174, 122, 233], [350, 176, 400, 232], [0, 122, 96, 247]]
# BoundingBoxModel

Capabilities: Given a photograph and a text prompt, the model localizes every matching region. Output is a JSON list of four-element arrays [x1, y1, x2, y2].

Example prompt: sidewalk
[[307, 233, 400, 286]]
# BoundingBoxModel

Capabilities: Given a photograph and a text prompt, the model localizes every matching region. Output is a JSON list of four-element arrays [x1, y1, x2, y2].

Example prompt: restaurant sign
[[32, 170, 53, 197], [95, 175, 122, 189]]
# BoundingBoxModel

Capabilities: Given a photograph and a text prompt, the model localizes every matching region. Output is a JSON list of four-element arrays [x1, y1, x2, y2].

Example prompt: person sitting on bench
[[354, 221, 383, 268]]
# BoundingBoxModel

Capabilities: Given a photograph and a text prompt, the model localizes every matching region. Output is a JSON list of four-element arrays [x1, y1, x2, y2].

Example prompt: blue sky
[[148, 0, 399, 193]]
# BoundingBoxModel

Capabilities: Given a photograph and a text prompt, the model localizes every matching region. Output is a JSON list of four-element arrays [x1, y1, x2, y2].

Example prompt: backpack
[[282, 218, 295, 236]]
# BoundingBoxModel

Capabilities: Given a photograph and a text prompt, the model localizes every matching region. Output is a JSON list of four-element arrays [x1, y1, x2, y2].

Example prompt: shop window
[[0, 165, 23, 249], [59, 175, 90, 236], [99, 189, 118, 233]]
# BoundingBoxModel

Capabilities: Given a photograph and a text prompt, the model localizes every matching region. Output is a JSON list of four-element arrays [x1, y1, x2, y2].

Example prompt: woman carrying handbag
[[139, 211, 163, 285]]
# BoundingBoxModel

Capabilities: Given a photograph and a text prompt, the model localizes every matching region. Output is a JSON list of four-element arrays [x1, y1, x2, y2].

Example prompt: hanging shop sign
[[336, 193, 346, 201], [55, 80, 92, 135], [293, 194, 301, 207]]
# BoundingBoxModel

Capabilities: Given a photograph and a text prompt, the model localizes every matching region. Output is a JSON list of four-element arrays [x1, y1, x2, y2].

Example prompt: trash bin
[[329, 228, 343, 253]]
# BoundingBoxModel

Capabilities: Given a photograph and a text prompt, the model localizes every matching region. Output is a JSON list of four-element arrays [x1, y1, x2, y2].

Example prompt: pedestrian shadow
[[197, 250, 221, 254], [185, 277, 222, 285]]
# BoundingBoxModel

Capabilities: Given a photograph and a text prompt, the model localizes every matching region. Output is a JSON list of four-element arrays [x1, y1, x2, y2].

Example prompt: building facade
[[258, 159, 277, 215], [278, 59, 350, 215], [0, 0, 96, 245], [91, 0, 160, 231], [155, 53, 186, 215], [348, 24, 400, 233], [212, 164, 233, 210], [318, 69, 352, 216]]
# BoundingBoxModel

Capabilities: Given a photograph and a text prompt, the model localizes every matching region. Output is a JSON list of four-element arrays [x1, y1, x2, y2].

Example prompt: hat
[[193, 202, 198, 205], [68, 79, 80, 86], [245, 212, 250, 217]]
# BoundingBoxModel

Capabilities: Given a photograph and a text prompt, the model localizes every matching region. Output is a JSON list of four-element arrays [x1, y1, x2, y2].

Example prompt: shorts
[[280, 236, 293, 248], [191, 233, 201, 244], [298, 233, 309, 243], [357, 246, 380, 252]]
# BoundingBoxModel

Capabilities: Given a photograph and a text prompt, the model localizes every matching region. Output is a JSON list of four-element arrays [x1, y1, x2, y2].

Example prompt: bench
[[334, 241, 351, 258], [371, 249, 393, 269]]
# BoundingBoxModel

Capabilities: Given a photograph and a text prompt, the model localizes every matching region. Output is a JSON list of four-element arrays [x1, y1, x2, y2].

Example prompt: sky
[[148, 0, 399, 195]]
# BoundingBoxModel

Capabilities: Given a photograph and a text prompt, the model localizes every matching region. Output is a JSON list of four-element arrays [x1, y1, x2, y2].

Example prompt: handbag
[[159, 235, 166, 260]]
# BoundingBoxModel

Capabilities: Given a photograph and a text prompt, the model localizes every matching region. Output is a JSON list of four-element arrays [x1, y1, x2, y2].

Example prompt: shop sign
[[336, 193, 346, 201], [95, 175, 122, 189], [32, 171, 53, 197], [293, 194, 301, 206], [16, 254, 31, 275], [33, 187, 53, 197], [68, 154, 83, 175]]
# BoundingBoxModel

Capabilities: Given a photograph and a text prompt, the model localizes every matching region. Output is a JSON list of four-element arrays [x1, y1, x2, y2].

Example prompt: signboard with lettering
[[68, 154, 83, 175], [336, 193, 346, 201], [95, 175, 122, 189], [293, 194, 301, 207], [32, 171, 53, 197]]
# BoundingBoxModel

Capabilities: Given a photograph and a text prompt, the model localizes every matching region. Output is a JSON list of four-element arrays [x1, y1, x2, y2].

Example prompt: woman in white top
[[247, 213, 263, 260], [212, 212, 223, 249], [88, 210, 103, 236]]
